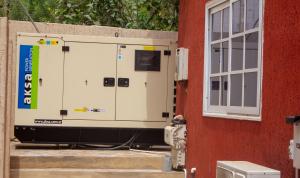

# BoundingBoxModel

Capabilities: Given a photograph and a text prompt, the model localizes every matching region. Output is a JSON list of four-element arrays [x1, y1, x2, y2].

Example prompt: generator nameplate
[[34, 119, 62, 124]]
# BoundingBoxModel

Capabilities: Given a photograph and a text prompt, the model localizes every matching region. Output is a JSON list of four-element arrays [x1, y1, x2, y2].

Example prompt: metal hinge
[[60, 110, 68, 116], [164, 50, 171, 56], [162, 112, 170, 118], [62, 46, 70, 52]]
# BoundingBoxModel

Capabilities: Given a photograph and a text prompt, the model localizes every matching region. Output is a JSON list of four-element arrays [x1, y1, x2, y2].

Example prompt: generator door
[[15, 36, 64, 124], [116, 45, 169, 121], [63, 42, 117, 121]]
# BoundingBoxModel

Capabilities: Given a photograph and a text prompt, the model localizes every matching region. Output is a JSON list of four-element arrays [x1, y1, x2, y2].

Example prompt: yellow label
[[143, 46, 156, 51], [74, 107, 89, 112], [51, 40, 59, 45]]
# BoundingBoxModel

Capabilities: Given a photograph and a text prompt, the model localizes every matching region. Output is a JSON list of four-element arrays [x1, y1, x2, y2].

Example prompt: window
[[203, 0, 263, 120]]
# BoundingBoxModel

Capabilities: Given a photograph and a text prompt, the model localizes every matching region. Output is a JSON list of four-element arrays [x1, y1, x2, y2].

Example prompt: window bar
[[211, 38, 229, 45], [242, 35, 245, 108], [219, 10, 223, 106], [208, 12, 213, 106], [256, 0, 262, 112], [242, 0, 247, 108], [227, 1, 233, 108], [244, 0, 247, 32]]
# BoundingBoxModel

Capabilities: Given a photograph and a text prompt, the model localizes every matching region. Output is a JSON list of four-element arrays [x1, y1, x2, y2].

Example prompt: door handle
[[118, 78, 129, 87], [39, 78, 43, 86], [103, 77, 115, 87]]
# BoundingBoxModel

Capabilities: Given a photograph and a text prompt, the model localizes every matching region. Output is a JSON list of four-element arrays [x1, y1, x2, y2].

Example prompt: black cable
[[77, 133, 140, 150], [15, 0, 40, 33]]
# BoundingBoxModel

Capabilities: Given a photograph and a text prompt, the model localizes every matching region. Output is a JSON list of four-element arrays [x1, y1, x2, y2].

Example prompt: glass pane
[[212, 11, 221, 41], [244, 72, 257, 107], [222, 8, 229, 38], [230, 74, 242, 106], [232, 0, 245, 34], [222, 41, 229, 72], [210, 77, 220, 106], [221, 76, 228, 106], [246, 0, 259, 30], [245, 32, 258, 69], [231, 36, 244, 71], [211, 43, 220, 74]]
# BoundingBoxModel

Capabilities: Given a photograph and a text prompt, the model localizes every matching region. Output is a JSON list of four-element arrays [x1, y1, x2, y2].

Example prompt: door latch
[[103, 78, 115, 87], [118, 78, 129, 87]]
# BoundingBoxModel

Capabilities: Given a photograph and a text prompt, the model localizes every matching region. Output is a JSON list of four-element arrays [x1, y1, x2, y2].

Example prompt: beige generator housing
[[14, 32, 176, 145]]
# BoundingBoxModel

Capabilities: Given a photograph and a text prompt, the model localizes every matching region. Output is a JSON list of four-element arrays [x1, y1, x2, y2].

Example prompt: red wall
[[177, 0, 300, 178]]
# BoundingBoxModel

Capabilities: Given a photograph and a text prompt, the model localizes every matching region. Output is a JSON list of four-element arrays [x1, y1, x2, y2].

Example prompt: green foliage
[[5, 0, 178, 31], [56, 0, 97, 25], [8, 0, 57, 22]]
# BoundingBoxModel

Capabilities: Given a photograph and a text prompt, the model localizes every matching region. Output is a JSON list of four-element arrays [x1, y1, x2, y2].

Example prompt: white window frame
[[203, 0, 264, 121]]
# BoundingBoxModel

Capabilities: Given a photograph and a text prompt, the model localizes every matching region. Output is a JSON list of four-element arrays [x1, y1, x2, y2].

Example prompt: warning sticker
[[143, 46, 156, 51], [74, 107, 106, 113]]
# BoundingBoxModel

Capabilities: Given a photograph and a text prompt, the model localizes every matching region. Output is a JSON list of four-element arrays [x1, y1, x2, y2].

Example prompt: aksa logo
[[24, 73, 32, 105], [18, 45, 39, 109]]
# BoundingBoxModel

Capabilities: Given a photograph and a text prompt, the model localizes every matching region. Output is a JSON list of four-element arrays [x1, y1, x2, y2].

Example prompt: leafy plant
[[5, 0, 178, 31]]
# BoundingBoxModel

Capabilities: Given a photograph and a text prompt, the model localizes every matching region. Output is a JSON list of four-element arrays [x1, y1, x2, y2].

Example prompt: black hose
[[76, 133, 140, 150]]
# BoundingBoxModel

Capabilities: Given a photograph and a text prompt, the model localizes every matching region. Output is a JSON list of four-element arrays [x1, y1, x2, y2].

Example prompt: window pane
[[244, 72, 257, 107], [212, 11, 221, 41], [211, 43, 221, 74], [222, 8, 229, 38], [232, 0, 245, 34], [221, 76, 228, 106], [230, 74, 242, 106], [210, 77, 220, 105], [222, 41, 229, 72], [231, 36, 244, 71], [246, 0, 259, 30], [245, 32, 258, 69]]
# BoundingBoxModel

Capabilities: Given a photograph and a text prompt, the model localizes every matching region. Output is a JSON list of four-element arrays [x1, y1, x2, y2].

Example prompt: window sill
[[202, 112, 261, 121]]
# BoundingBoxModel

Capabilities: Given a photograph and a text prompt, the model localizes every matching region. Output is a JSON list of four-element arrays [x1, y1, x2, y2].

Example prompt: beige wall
[[0, 17, 177, 178]]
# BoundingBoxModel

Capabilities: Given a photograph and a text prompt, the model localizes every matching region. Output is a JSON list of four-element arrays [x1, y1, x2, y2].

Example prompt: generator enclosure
[[14, 33, 176, 145]]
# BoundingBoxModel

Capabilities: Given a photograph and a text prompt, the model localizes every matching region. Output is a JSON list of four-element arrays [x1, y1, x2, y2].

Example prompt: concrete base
[[10, 143, 183, 178], [11, 168, 183, 178]]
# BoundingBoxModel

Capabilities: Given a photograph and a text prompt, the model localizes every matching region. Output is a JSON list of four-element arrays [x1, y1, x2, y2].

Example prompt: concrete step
[[10, 168, 184, 178], [11, 145, 171, 170]]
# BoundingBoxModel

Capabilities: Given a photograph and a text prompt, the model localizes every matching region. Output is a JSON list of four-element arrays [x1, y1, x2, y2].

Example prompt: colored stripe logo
[[37, 39, 59, 45], [18, 45, 39, 109]]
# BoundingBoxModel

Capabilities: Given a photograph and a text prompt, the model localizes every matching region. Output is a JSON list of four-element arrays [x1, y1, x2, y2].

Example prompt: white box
[[176, 48, 188, 81], [217, 161, 280, 178]]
